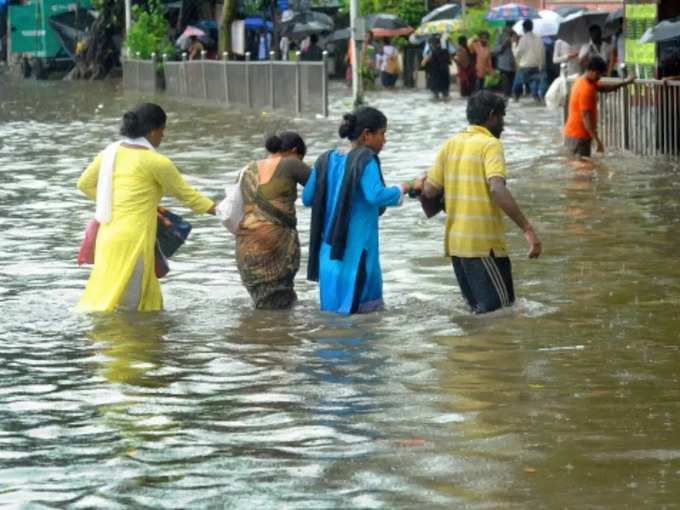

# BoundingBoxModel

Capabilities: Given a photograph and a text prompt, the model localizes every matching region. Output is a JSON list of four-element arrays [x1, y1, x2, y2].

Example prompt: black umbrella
[[283, 20, 333, 39], [554, 6, 583, 18], [556, 10, 609, 45], [281, 10, 334, 31], [323, 28, 351, 43], [364, 13, 409, 30], [421, 3, 461, 24], [606, 7, 623, 28], [640, 17, 680, 43]]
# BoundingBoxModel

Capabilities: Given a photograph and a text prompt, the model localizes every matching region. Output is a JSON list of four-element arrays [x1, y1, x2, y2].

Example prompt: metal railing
[[565, 76, 680, 158], [122, 53, 163, 93], [163, 51, 329, 117]]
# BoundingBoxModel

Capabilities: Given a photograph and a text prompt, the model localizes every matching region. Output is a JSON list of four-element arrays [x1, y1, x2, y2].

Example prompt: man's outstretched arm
[[488, 176, 541, 258]]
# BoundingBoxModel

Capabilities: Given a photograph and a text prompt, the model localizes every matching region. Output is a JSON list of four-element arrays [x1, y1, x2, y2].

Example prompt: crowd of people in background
[[415, 18, 628, 104]]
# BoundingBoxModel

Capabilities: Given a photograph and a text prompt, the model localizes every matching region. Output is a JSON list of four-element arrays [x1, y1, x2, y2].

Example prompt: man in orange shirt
[[563, 56, 634, 157], [470, 31, 493, 91]]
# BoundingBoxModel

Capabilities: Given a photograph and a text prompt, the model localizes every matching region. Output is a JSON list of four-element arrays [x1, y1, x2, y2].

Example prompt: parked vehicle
[[9, 0, 93, 78]]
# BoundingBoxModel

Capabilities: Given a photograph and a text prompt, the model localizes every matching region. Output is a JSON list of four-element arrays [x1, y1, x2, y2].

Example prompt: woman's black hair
[[338, 106, 387, 141], [265, 131, 307, 157], [120, 103, 167, 138], [466, 90, 507, 126]]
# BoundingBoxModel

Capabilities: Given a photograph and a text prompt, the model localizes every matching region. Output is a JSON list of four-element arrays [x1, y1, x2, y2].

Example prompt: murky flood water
[[2, 72, 680, 509]]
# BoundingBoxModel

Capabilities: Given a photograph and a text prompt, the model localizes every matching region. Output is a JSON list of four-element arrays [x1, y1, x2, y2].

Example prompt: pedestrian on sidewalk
[[578, 25, 611, 74], [511, 19, 545, 102], [563, 56, 634, 158], [414, 91, 542, 314], [376, 37, 399, 88]]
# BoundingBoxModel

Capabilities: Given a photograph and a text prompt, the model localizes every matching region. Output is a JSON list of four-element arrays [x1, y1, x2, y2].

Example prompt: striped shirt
[[427, 125, 508, 258]]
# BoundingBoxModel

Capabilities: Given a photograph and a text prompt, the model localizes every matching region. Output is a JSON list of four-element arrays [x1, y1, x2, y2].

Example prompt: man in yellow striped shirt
[[418, 91, 541, 313]]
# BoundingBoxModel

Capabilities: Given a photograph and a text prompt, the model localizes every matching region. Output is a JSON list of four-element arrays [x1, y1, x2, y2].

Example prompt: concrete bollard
[[269, 51, 276, 107], [322, 50, 329, 117], [245, 52, 252, 108], [295, 51, 302, 115]]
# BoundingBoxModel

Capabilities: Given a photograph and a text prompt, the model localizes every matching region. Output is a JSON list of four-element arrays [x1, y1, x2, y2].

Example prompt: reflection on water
[[86, 313, 173, 387], [2, 74, 680, 508]]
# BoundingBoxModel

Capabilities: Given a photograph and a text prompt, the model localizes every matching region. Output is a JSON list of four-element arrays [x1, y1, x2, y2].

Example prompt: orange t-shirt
[[564, 76, 600, 139], [472, 43, 493, 79]]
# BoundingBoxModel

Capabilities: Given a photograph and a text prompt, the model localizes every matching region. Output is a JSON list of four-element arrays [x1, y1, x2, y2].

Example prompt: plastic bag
[[545, 75, 567, 110], [483, 70, 501, 89], [216, 166, 246, 234], [77, 218, 100, 265]]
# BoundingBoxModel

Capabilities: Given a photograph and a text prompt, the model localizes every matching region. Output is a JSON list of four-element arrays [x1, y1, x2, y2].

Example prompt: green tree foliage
[[445, 0, 496, 47], [72, 0, 122, 79], [241, 0, 265, 16], [219, 0, 238, 55], [338, 0, 426, 27], [124, 0, 175, 60]]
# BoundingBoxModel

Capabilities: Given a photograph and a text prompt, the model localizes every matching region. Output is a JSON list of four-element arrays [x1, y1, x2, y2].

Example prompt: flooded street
[[2, 73, 680, 508]]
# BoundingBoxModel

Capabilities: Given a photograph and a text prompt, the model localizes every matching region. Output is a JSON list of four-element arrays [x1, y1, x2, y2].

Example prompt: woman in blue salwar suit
[[303, 107, 413, 315]]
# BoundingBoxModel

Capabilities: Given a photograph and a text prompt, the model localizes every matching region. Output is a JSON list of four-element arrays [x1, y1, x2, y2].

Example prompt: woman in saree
[[235, 132, 310, 309], [77, 103, 215, 312], [302, 107, 413, 315], [454, 35, 475, 97]]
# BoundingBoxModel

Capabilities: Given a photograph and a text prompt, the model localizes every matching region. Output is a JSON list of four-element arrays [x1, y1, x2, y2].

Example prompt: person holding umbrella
[[301, 33, 323, 61], [578, 25, 611, 73], [376, 37, 400, 88], [188, 35, 204, 61], [421, 36, 451, 101], [512, 19, 545, 102]]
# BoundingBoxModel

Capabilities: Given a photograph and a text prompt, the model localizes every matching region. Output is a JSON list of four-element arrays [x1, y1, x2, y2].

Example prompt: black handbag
[[155, 208, 192, 277]]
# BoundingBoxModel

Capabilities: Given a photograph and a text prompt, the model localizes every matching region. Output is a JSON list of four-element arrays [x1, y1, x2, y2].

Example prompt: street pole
[[125, 0, 131, 33], [349, 0, 363, 107]]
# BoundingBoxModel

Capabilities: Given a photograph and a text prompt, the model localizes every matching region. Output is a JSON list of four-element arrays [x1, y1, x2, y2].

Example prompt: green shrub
[[123, 0, 175, 62]]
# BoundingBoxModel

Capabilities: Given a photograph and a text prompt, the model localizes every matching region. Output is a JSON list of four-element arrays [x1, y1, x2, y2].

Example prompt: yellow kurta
[[76, 146, 214, 312]]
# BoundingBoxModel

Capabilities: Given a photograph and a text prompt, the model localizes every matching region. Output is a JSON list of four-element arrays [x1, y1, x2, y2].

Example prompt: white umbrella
[[513, 10, 561, 37], [421, 3, 462, 24], [513, 18, 560, 37], [537, 9, 562, 23], [640, 18, 680, 43]]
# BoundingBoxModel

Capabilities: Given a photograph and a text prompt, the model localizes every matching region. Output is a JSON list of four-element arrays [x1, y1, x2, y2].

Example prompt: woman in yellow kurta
[[77, 103, 215, 312]]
